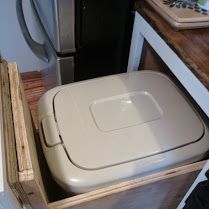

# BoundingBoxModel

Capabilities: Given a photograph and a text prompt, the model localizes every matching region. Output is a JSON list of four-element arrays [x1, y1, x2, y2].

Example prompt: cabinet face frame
[[128, 12, 209, 117]]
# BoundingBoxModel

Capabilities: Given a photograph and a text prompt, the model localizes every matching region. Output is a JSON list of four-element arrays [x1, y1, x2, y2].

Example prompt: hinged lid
[[53, 72, 204, 170]]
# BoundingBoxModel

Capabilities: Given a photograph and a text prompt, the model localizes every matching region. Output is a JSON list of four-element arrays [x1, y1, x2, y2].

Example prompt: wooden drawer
[[0, 61, 205, 209]]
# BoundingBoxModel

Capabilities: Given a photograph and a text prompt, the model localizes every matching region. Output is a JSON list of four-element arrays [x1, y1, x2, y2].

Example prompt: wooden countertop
[[135, 0, 209, 91]]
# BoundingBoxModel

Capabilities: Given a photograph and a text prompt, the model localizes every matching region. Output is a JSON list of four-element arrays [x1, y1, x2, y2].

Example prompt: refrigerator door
[[32, 0, 134, 80], [16, 0, 74, 89], [41, 53, 74, 89], [32, 0, 76, 54]]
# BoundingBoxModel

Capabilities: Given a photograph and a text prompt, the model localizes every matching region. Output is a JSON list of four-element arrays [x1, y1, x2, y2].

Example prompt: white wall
[[0, 0, 48, 72]]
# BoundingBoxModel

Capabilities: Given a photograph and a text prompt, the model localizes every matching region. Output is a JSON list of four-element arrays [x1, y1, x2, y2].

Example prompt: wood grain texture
[[135, 0, 209, 90], [139, 40, 169, 73], [48, 161, 205, 209], [0, 61, 31, 208], [21, 71, 47, 130], [6, 69, 205, 209], [9, 64, 33, 172], [0, 61, 18, 184], [11, 63, 47, 208], [1, 62, 48, 209]]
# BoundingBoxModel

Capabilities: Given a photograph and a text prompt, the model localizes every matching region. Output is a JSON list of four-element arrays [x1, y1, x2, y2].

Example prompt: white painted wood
[[133, 12, 209, 117], [127, 13, 144, 72], [128, 15, 209, 207], [177, 160, 209, 209]]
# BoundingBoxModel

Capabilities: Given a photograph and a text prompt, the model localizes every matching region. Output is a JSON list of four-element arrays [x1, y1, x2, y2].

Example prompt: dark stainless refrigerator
[[17, 0, 135, 87]]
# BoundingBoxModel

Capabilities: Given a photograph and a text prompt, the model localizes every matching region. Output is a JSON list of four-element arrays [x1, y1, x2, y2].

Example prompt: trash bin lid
[[51, 71, 204, 170]]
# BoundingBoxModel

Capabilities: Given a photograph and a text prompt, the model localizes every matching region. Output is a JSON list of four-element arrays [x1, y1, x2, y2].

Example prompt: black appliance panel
[[75, 0, 135, 81]]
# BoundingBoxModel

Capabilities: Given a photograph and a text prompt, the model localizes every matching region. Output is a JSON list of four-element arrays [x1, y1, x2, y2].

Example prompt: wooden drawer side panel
[[0, 61, 206, 209], [0, 61, 48, 209], [0, 60, 31, 208], [49, 161, 205, 209]]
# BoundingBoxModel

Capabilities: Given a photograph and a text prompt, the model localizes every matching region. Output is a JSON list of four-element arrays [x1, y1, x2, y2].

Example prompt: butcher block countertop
[[135, 0, 209, 91]]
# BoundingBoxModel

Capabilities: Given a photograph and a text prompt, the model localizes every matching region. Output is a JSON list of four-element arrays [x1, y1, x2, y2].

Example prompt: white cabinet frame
[[128, 12, 209, 117]]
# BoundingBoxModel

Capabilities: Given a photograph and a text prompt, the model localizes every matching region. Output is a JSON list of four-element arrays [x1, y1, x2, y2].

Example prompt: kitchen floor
[[21, 71, 73, 202], [21, 71, 46, 129]]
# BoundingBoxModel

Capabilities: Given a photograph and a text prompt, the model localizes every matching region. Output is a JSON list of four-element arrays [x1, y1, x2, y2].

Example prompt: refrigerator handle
[[16, 0, 49, 62]]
